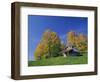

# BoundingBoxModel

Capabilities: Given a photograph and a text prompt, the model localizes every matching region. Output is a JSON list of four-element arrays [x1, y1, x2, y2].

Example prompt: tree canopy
[[67, 31, 87, 52], [34, 29, 61, 60]]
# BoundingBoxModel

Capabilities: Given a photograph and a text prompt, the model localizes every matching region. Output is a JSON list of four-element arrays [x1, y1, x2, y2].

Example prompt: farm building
[[60, 45, 80, 57]]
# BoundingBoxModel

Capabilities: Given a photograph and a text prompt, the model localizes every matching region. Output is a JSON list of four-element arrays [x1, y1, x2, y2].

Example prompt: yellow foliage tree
[[78, 34, 87, 51], [67, 31, 87, 52], [34, 29, 61, 60], [67, 31, 76, 46]]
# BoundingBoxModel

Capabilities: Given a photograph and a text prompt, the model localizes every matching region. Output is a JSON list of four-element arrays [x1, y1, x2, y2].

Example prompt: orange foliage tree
[[67, 31, 87, 52]]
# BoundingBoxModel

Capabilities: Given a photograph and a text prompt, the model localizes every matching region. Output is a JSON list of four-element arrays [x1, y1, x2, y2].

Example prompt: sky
[[28, 15, 88, 61]]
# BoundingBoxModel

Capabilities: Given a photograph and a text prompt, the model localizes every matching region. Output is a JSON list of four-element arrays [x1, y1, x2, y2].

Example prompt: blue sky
[[28, 15, 88, 61]]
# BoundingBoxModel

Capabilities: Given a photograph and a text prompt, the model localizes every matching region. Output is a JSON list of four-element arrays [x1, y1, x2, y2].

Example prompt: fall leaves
[[34, 29, 87, 60], [67, 31, 87, 52], [34, 29, 61, 60]]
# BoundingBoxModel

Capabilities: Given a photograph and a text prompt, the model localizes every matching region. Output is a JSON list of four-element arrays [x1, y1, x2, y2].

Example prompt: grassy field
[[28, 53, 87, 66]]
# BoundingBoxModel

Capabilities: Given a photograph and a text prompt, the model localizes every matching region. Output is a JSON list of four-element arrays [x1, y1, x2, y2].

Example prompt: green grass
[[28, 53, 87, 66]]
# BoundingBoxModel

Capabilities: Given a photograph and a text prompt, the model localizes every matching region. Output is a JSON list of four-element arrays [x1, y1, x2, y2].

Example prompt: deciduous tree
[[67, 31, 87, 52], [34, 29, 61, 60]]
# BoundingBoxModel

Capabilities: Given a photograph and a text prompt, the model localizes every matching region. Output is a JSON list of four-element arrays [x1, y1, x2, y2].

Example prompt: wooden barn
[[60, 45, 80, 57]]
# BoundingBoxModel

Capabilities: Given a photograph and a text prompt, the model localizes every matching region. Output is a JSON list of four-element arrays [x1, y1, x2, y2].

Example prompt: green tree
[[34, 29, 61, 60], [42, 29, 61, 57]]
